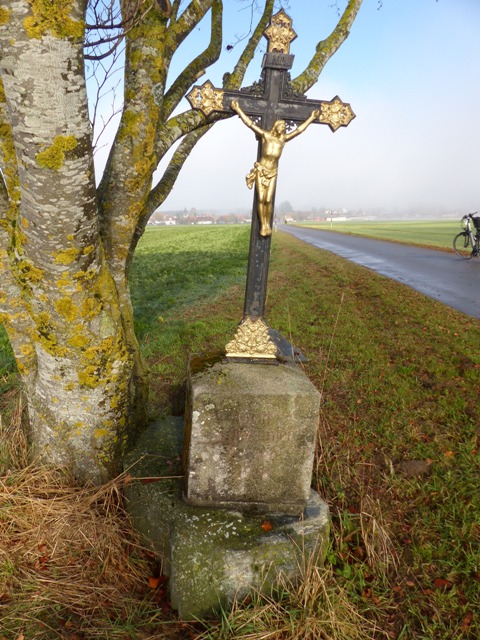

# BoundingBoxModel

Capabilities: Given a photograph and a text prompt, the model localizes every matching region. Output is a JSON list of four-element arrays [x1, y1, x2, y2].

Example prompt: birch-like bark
[[0, 0, 146, 482]]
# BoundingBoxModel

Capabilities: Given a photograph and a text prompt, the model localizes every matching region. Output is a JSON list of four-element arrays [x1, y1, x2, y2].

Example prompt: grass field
[[293, 219, 464, 250], [1, 225, 479, 639]]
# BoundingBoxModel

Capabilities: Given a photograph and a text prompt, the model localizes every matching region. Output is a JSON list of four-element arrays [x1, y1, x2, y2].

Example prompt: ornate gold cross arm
[[187, 81, 226, 117], [318, 96, 356, 132], [186, 84, 355, 134]]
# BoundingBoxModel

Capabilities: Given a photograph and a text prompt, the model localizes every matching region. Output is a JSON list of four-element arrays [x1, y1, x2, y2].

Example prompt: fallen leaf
[[148, 576, 161, 589], [433, 578, 453, 591], [460, 611, 474, 630], [444, 450, 454, 458], [354, 546, 365, 560]]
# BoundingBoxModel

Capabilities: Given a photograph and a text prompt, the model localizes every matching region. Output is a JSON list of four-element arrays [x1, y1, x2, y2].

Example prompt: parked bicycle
[[453, 212, 480, 259]]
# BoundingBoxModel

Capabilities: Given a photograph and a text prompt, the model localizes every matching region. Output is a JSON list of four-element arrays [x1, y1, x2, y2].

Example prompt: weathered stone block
[[124, 418, 330, 620], [184, 362, 321, 515]]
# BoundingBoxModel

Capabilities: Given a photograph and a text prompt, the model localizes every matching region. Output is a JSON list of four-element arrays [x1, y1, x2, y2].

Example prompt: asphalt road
[[279, 224, 480, 319]]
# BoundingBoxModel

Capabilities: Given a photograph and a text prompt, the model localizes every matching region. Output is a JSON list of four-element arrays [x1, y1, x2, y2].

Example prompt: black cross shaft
[[222, 53, 326, 318]]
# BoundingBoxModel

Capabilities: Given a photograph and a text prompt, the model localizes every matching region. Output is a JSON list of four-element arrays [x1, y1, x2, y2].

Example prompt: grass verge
[[293, 219, 464, 250], [0, 225, 479, 638]]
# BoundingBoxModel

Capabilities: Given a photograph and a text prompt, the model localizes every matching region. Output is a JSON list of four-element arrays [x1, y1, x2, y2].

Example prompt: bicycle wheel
[[453, 232, 474, 259]]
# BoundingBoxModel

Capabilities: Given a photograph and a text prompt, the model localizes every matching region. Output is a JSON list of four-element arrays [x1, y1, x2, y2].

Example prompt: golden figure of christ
[[231, 100, 320, 237]]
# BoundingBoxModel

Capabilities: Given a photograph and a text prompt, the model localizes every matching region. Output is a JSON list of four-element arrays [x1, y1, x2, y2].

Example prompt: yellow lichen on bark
[[31, 311, 69, 357], [53, 247, 80, 265], [55, 297, 79, 322], [36, 135, 78, 171], [0, 7, 11, 26], [117, 110, 144, 143], [23, 0, 84, 40], [17, 259, 45, 284], [76, 334, 129, 390]]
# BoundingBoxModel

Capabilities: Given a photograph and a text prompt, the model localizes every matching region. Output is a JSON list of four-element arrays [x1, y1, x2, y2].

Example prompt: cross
[[187, 9, 355, 361]]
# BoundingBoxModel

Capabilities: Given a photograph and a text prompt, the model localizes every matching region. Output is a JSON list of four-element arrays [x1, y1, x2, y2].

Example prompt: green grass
[[130, 226, 479, 638], [1, 224, 479, 638], [294, 219, 464, 249], [130, 225, 250, 339], [0, 325, 17, 394], [129, 225, 250, 413]]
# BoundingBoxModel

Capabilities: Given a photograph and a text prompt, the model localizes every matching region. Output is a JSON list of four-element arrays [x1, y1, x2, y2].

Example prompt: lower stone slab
[[124, 418, 330, 619]]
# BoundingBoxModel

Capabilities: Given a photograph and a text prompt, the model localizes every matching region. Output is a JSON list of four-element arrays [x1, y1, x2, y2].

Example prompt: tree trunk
[[0, 0, 147, 483]]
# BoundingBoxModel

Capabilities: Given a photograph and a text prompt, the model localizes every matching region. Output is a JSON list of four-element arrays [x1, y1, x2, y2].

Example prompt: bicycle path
[[279, 224, 480, 319]]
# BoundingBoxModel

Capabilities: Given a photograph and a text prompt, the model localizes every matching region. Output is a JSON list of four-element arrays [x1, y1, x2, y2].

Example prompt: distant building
[[197, 216, 214, 225]]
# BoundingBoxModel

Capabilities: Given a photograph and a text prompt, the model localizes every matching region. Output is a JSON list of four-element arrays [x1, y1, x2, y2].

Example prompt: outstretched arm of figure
[[231, 100, 264, 136], [285, 109, 320, 141]]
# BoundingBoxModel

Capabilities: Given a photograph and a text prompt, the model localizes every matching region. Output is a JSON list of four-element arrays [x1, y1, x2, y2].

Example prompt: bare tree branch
[[161, 0, 223, 119], [164, 0, 214, 66], [224, 0, 274, 89], [147, 123, 214, 217], [291, 0, 363, 94]]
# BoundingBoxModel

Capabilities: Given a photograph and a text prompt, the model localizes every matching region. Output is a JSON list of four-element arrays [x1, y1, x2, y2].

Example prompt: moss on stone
[[36, 135, 78, 171]]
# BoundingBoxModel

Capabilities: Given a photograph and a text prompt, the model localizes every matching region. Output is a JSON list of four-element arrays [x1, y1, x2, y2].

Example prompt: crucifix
[[187, 9, 355, 362]]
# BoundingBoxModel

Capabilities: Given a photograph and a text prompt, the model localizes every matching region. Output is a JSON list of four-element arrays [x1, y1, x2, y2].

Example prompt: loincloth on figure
[[245, 162, 277, 190]]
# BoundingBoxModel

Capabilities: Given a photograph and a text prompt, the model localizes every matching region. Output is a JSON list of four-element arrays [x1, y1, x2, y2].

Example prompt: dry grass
[[200, 557, 385, 640], [0, 388, 28, 472], [0, 391, 166, 639], [0, 396, 203, 640]]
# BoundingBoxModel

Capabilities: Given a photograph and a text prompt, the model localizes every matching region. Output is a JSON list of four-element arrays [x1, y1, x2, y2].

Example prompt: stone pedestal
[[124, 418, 330, 620], [183, 361, 321, 516]]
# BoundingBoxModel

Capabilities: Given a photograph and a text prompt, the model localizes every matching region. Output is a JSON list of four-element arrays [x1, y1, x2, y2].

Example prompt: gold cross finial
[[264, 9, 297, 54]]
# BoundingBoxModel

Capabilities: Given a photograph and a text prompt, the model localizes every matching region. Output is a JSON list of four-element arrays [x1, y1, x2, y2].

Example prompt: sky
[[94, 0, 480, 216]]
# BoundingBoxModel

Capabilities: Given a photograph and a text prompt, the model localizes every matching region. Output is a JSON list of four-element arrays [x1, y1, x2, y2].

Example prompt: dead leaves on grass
[[0, 465, 153, 633]]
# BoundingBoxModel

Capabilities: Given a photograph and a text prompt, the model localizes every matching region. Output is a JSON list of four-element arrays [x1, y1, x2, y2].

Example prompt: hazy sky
[[95, 1, 480, 214]]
